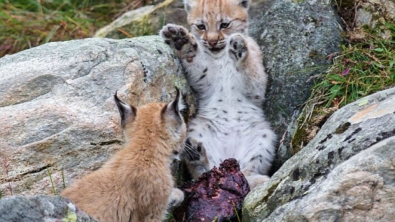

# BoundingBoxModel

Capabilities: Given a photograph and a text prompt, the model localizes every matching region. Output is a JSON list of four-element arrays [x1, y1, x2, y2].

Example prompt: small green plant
[[61, 169, 66, 189], [0, 0, 135, 57], [313, 23, 395, 108], [292, 22, 394, 153], [47, 168, 57, 195], [232, 201, 241, 222], [1, 155, 13, 196]]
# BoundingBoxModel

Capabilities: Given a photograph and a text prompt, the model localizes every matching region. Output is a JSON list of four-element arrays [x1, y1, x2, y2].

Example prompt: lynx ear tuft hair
[[114, 91, 137, 128], [161, 87, 186, 122], [183, 0, 198, 12], [239, 0, 251, 9]]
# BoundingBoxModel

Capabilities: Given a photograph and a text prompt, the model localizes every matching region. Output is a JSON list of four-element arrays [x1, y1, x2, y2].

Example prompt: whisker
[[183, 143, 199, 159]]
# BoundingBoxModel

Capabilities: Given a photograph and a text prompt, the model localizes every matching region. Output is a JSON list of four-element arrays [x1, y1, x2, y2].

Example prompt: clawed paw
[[183, 138, 206, 162], [229, 34, 248, 61], [160, 24, 197, 61], [182, 138, 210, 179]]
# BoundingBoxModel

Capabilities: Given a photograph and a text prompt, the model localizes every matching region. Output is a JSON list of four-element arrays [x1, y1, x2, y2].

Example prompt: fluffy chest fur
[[186, 52, 272, 160], [160, 0, 276, 189]]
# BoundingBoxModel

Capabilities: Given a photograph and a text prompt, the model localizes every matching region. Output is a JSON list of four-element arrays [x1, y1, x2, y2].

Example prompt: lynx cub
[[160, 0, 276, 189], [61, 89, 186, 222]]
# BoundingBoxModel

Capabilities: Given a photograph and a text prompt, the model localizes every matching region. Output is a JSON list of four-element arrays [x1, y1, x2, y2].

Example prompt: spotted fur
[[160, 0, 276, 189]]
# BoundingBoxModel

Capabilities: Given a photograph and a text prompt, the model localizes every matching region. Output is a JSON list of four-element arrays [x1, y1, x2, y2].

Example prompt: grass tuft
[[313, 24, 395, 108], [292, 21, 395, 153], [0, 0, 135, 57], [47, 168, 57, 195]]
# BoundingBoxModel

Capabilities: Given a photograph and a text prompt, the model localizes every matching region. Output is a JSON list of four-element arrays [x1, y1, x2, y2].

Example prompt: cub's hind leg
[[240, 127, 276, 189]]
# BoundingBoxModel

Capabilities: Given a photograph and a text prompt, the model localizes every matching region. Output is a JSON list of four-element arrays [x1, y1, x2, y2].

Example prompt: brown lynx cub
[[160, 0, 276, 189], [61, 89, 186, 222]]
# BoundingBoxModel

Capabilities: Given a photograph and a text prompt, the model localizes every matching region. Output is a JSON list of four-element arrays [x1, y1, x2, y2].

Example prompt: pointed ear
[[239, 0, 251, 9], [161, 87, 186, 122], [183, 0, 197, 13], [114, 91, 137, 128]]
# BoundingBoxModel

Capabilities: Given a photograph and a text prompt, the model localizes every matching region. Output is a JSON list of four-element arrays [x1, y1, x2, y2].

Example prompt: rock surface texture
[[95, 0, 343, 171], [94, 0, 189, 39], [0, 195, 99, 222], [355, 0, 395, 27], [249, 0, 342, 172], [243, 87, 395, 221], [0, 36, 189, 196]]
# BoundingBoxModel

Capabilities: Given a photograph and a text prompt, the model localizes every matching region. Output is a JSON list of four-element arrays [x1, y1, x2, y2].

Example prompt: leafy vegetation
[[0, 0, 137, 57], [292, 1, 395, 152], [313, 23, 395, 108]]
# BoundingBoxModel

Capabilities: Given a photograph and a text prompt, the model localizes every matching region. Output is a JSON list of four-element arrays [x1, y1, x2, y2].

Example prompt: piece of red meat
[[173, 158, 250, 222]]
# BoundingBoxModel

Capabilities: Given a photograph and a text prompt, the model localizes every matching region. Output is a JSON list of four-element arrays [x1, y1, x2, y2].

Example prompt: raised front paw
[[229, 33, 248, 62], [160, 24, 197, 62]]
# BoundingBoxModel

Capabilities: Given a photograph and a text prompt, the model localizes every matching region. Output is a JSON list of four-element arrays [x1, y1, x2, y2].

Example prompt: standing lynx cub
[[61, 89, 186, 222], [160, 0, 276, 189]]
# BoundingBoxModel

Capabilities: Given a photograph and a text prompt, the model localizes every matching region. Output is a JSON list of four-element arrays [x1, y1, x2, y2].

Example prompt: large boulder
[[0, 195, 98, 222], [94, 0, 188, 39], [249, 0, 343, 172], [94, 0, 343, 171], [243, 87, 395, 221], [0, 36, 189, 197]]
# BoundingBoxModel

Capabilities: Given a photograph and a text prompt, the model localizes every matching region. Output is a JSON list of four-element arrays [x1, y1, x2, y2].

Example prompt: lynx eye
[[196, 24, 206, 30], [220, 22, 230, 29]]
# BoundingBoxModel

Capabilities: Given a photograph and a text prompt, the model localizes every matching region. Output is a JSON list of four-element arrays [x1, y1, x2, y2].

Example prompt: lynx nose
[[208, 40, 218, 46]]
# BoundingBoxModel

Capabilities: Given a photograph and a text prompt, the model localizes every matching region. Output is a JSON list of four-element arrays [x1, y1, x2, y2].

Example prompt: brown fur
[[61, 92, 186, 222]]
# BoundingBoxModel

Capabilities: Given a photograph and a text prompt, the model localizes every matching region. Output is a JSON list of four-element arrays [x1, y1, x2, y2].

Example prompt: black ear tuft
[[173, 87, 181, 114], [183, 0, 193, 12], [240, 0, 251, 8], [114, 91, 136, 128], [162, 87, 186, 122]]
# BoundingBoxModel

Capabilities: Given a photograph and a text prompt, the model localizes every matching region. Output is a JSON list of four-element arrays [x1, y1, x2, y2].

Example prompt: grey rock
[[94, 0, 188, 39], [249, 0, 343, 172], [355, 0, 395, 28], [355, 8, 373, 27], [243, 87, 395, 221], [0, 36, 189, 197], [0, 195, 98, 222]]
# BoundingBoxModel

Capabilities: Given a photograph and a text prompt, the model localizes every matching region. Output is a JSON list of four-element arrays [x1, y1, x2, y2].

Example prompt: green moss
[[172, 75, 188, 90], [62, 209, 77, 222], [291, 126, 306, 155]]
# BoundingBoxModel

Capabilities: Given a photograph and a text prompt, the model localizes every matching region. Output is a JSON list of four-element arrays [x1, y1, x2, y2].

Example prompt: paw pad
[[229, 34, 247, 61]]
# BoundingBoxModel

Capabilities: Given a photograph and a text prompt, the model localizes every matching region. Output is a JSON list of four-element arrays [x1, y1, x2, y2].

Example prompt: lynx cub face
[[185, 0, 250, 56], [61, 89, 186, 222]]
